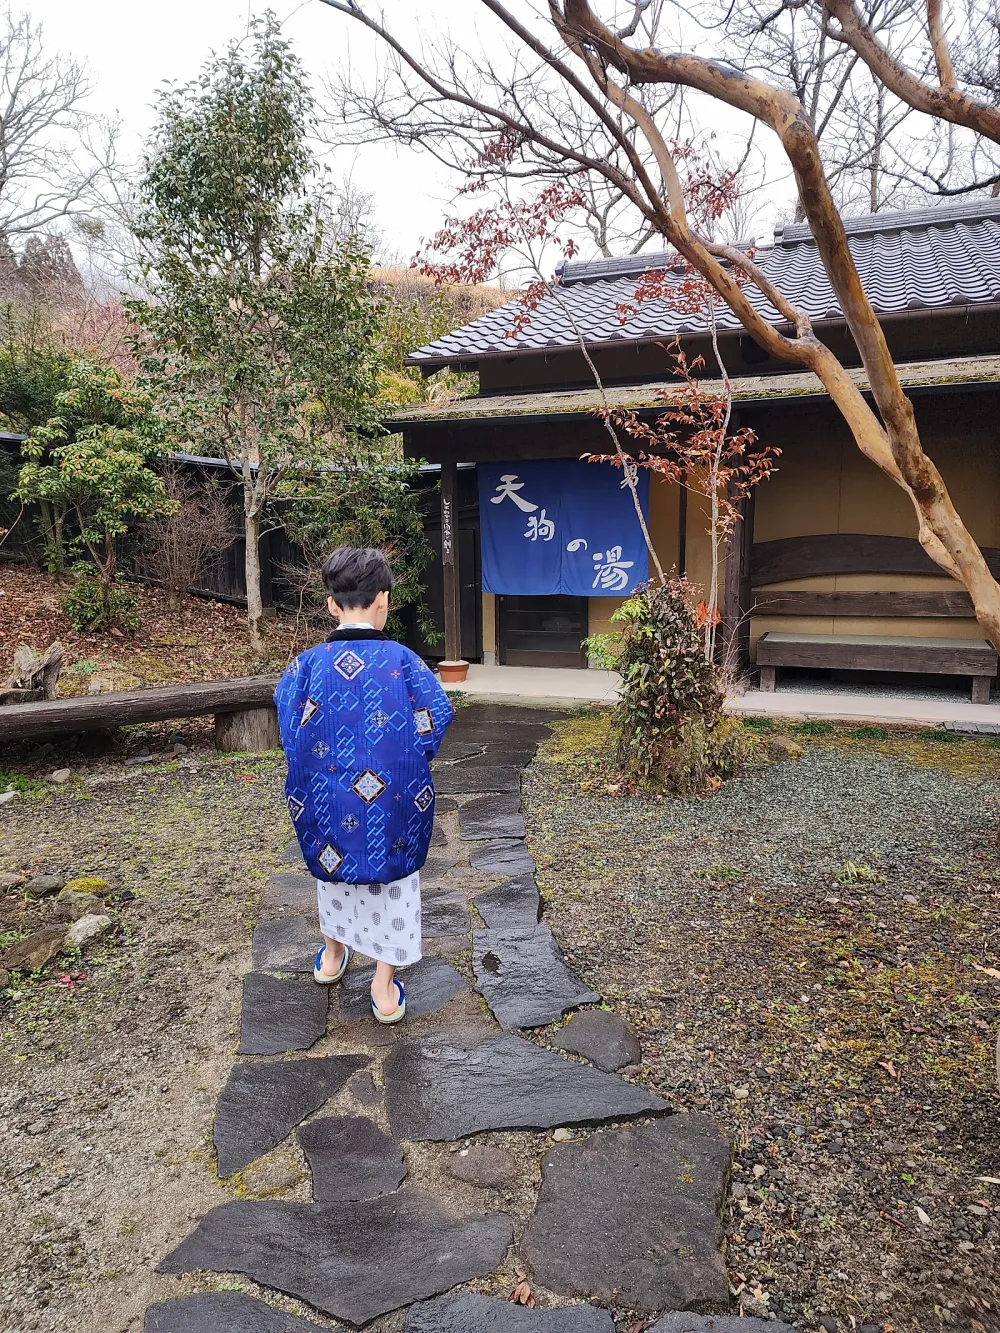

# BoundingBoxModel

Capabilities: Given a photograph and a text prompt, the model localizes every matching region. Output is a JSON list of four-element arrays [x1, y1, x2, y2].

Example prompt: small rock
[[731, 1182, 748, 1200], [0, 967, 9, 988], [447, 1143, 517, 1191], [1, 925, 67, 970], [902, 894, 919, 906], [0, 871, 26, 891], [0, 790, 18, 805], [65, 914, 112, 949], [819, 1319, 839, 1333], [553, 1128, 573, 1142], [967, 1204, 989, 1217], [734, 1087, 750, 1100], [767, 736, 804, 761], [124, 755, 155, 767], [24, 1119, 49, 1136], [745, 1225, 762, 1242], [49, 768, 72, 784], [752, 1164, 766, 1179], [53, 891, 102, 921], [25, 874, 65, 900]]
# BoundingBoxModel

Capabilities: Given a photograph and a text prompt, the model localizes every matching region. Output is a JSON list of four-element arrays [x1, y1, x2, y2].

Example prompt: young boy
[[274, 547, 454, 1023]]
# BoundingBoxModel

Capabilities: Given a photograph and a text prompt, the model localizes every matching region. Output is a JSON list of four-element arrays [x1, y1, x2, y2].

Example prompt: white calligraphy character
[[525, 509, 555, 542], [592, 545, 635, 592], [490, 473, 537, 513]]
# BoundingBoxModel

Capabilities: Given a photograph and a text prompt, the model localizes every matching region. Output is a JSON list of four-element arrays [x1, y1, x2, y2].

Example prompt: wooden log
[[215, 706, 281, 752], [0, 675, 280, 742]]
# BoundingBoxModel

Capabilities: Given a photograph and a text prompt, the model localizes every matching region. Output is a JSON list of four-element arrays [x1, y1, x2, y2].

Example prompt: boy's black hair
[[322, 546, 393, 609]]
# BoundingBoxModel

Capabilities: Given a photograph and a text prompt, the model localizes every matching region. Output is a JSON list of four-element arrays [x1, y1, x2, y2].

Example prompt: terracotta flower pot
[[438, 659, 470, 684]]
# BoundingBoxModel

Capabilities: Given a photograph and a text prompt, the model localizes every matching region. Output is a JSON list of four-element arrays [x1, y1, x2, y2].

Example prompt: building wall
[[747, 395, 1000, 651]]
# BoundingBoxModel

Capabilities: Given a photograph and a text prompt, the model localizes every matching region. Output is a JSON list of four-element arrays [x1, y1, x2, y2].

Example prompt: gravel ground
[[526, 716, 1000, 1333]]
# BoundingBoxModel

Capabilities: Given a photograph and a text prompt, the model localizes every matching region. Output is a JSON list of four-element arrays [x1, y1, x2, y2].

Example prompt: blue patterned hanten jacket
[[274, 629, 454, 884]]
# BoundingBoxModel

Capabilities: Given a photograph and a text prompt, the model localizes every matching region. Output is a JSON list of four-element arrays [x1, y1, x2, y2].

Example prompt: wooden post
[[721, 480, 755, 679], [677, 482, 687, 577], [440, 461, 462, 662], [215, 706, 280, 752]]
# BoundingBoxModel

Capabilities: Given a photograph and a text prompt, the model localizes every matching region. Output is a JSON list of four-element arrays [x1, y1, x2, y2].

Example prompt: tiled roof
[[405, 200, 1000, 368], [391, 353, 1000, 428]]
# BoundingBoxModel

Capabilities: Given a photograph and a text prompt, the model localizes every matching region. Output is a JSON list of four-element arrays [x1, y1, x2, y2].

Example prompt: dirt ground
[[0, 565, 303, 694], [527, 714, 1000, 1333]]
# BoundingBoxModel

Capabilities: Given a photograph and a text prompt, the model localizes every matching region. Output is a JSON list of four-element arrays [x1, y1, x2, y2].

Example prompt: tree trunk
[[215, 706, 280, 752], [244, 502, 267, 657]]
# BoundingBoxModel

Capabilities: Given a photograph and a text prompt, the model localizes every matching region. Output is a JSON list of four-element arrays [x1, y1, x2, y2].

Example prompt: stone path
[[145, 705, 789, 1331]]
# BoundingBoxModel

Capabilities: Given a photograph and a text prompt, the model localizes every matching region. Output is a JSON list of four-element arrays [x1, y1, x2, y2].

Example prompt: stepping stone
[[522, 1116, 731, 1314], [384, 1031, 668, 1141], [473, 927, 600, 1030], [551, 1010, 642, 1072], [238, 973, 328, 1056], [157, 1187, 514, 1326], [348, 1069, 382, 1106], [447, 1143, 518, 1191], [434, 795, 459, 814], [279, 841, 304, 865], [470, 840, 535, 877], [421, 890, 471, 938], [475, 875, 541, 931], [431, 822, 448, 847], [422, 854, 460, 880], [649, 1318, 797, 1333], [339, 957, 467, 1020], [460, 794, 525, 842], [143, 1292, 318, 1331], [405, 1293, 615, 1331], [296, 1114, 406, 1201], [262, 872, 316, 916], [252, 915, 317, 973], [215, 1054, 368, 1177], [432, 765, 521, 794]]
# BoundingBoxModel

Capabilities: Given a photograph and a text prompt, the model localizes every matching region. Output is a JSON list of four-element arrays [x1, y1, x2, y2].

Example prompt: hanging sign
[[478, 459, 650, 597]]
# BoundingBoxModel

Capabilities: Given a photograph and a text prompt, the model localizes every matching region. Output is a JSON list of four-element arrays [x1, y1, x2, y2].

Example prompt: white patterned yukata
[[317, 872, 422, 966]]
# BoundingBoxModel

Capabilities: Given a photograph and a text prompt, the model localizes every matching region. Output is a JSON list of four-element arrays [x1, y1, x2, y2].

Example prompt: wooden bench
[[757, 632, 998, 703], [0, 675, 282, 750]]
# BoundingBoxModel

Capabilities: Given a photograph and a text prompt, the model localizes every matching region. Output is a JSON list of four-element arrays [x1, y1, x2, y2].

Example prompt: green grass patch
[[849, 725, 890, 740], [0, 769, 47, 796], [740, 715, 774, 732], [790, 720, 835, 736], [914, 729, 963, 744]]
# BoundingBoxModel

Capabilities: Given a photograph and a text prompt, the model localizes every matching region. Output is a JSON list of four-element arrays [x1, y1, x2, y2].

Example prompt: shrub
[[62, 570, 140, 633], [586, 576, 759, 796]]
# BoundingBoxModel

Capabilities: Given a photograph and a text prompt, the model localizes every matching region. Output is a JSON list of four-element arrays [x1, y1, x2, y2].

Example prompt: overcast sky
[[34, 0, 788, 265]]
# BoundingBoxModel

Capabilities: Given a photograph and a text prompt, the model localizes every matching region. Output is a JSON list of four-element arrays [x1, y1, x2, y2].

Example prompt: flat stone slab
[[252, 915, 317, 973], [523, 1116, 730, 1314], [650, 1318, 797, 1333], [262, 872, 316, 915], [143, 1293, 318, 1332], [470, 840, 535, 877], [215, 1054, 368, 1177], [157, 1187, 514, 1326], [459, 794, 525, 842], [434, 795, 459, 814], [296, 1114, 406, 1201], [432, 765, 522, 795], [474, 927, 600, 1030], [551, 1010, 642, 1072], [339, 957, 467, 1020], [405, 1293, 615, 1331], [238, 972, 328, 1056], [475, 876, 541, 932], [431, 822, 447, 847], [421, 890, 471, 938], [279, 841, 305, 865], [422, 854, 460, 880], [384, 1031, 668, 1141]]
